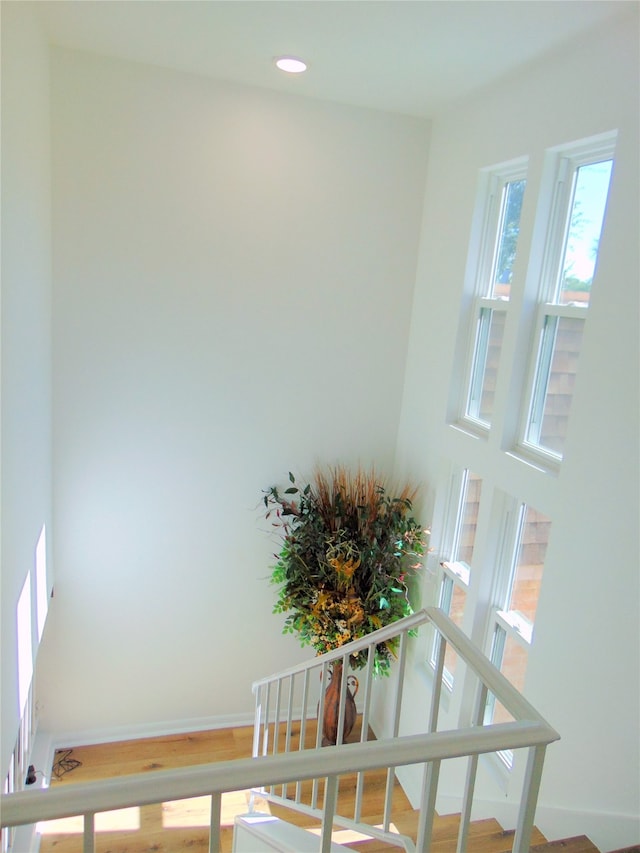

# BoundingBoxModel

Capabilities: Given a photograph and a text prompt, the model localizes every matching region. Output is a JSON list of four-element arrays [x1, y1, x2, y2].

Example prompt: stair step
[[428, 816, 547, 851], [432, 814, 546, 853], [531, 836, 600, 852], [434, 815, 504, 838]]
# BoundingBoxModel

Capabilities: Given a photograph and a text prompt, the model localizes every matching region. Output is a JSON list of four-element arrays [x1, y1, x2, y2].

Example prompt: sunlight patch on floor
[[37, 790, 271, 835], [162, 789, 269, 828], [38, 806, 140, 834]]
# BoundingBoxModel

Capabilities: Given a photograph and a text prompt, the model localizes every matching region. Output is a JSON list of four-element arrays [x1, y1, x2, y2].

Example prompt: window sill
[[506, 446, 560, 477], [496, 609, 533, 647], [441, 561, 470, 588], [449, 420, 489, 442]]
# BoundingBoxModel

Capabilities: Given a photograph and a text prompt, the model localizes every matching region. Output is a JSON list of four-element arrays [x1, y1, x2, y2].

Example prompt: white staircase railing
[[251, 606, 559, 851], [1, 608, 559, 853]]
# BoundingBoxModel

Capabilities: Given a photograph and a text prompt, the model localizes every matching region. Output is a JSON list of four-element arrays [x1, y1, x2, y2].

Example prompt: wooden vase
[[321, 661, 359, 747]]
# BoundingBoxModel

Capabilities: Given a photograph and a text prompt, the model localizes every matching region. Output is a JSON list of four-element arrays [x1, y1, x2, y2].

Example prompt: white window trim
[[435, 560, 472, 689], [441, 560, 470, 588], [483, 497, 550, 770], [483, 497, 525, 771], [456, 160, 528, 435], [520, 310, 587, 465], [495, 608, 533, 647], [476, 162, 529, 295], [514, 132, 617, 468], [427, 467, 478, 687]]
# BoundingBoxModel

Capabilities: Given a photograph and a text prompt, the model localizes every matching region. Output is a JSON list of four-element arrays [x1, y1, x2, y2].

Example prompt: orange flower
[[312, 590, 331, 615], [341, 557, 360, 579], [329, 556, 361, 588]]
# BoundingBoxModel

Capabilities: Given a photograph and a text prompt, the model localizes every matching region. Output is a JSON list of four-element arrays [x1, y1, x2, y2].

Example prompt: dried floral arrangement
[[262, 466, 426, 676]]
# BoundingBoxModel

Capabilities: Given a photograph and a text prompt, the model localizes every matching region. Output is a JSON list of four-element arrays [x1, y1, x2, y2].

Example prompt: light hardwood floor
[[36, 723, 601, 853], [39, 720, 428, 853]]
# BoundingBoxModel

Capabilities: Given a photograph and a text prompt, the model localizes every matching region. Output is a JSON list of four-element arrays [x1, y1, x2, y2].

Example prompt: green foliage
[[262, 466, 427, 677], [561, 274, 592, 292]]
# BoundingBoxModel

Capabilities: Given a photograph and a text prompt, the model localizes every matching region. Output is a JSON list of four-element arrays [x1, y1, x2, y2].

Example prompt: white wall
[[394, 10, 639, 851], [35, 48, 430, 739], [0, 3, 53, 778]]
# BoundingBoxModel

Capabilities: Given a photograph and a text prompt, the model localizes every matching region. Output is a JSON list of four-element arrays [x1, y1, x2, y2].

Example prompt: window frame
[[429, 467, 481, 687], [516, 134, 616, 468], [457, 161, 528, 435], [484, 498, 552, 767]]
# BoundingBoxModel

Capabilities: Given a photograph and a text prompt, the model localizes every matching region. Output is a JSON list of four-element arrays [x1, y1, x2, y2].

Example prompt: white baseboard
[[21, 715, 256, 853], [29, 712, 256, 794], [33, 707, 326, 784], [45, 712, 256, 752]]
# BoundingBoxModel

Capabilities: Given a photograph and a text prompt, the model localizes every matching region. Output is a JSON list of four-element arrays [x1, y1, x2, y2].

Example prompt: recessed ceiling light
[[275, 56, 307, 74]]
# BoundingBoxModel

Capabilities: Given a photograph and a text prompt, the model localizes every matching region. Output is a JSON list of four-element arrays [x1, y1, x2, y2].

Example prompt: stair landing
[[37, 725, 605, 853]]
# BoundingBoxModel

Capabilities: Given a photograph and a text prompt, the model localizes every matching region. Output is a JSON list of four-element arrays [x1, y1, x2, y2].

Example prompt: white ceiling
[[34, 0, 634, 118]]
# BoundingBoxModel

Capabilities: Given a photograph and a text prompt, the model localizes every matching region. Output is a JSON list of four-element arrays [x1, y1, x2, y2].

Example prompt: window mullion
[[439, 573, 454, 613], [476, 175, 502, 288], [489, 621, 507, 668], [526, 314, 558, 447], [540, 156, 571, 303], [450, 468, 470, 557], [484, 623, 507, 724], [466, 306, 492, 421], [502, 502, 526, 607]]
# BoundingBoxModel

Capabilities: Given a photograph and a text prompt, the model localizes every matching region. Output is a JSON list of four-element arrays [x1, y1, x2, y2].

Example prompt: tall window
[[17, 574, 33, 718], [5, 528, 51, 802], [485, 501, 551, 766], [461, 164, 527, 431], [437, 131, 617, 778], [520, 135, 615, 463], [36, 525, 48, 642], [431, 468, 482, 686]]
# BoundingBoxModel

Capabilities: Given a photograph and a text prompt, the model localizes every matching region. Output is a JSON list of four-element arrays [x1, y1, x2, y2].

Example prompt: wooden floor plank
[[530, 839, 600, 853], [38, 724, 597, 853]]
